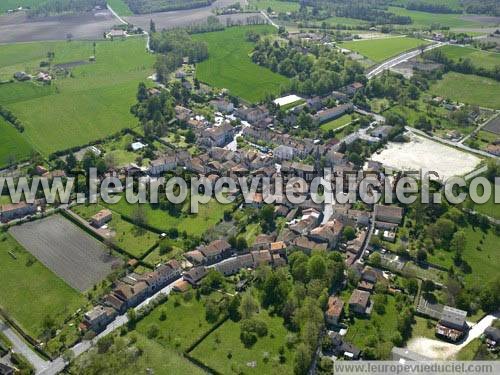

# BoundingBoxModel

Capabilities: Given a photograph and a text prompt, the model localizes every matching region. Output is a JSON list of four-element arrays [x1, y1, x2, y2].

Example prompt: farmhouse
[[325, 296, 344, 325], [199, 239, 231, 264], [0, 202, 37, 222], [90, 209, 112, 227], [436, 306, 468, 342], [348, 289, 371, 315], [113, 280, 149, 309]]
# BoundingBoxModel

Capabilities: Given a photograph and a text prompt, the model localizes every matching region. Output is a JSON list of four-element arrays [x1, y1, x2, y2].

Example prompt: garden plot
[[370, 134, 481, 181], [9, 215, 122, 292]]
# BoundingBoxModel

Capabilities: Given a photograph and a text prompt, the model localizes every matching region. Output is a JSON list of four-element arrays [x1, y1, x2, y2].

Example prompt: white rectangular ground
[[370, 134, 481, 181], [273, 94, 303, 107]]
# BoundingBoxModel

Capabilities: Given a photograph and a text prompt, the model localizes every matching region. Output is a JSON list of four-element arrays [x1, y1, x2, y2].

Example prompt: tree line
[[124, 0, 215, 14], [28, 0, 105, 18]]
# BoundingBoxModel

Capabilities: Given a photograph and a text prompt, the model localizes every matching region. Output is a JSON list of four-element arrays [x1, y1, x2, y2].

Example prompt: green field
[[324, 16, 368, 27], [0, 232, 85, 337], [136, 291, 222, 351], [193, 26, 289, 103], [248, 0, 300, 13], [107, 0, 133, 16], [429, 72, 500, 110], [0, 117, 34, 168], [190, 310, 294, 374], [388, 6, 486, 29], [341, 37, 429, 63], [439, 45, 500, 70], [320, 114, 356, 132], [0, 0, 38, 13], [71, 204, 158, 258], [426, 225, 499, 287], [0, 38, 154, 155], [102, 196, 228, 237]]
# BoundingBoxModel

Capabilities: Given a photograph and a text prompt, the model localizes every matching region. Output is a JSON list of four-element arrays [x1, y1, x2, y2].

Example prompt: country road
[[366, 41, 447, 79]]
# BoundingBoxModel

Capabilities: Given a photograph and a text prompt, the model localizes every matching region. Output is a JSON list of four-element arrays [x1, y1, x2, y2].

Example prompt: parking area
[[9, 214, 122, 292]]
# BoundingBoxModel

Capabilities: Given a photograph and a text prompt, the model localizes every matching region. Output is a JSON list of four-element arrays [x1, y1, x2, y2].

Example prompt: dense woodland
[[251, 38, 365, 96], [124, 0, 215, 14]]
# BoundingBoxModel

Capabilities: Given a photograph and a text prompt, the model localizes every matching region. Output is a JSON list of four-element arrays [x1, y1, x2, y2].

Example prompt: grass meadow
[[0, 37, 154, 155], [320, 114, 356, 133], [439, 45, 500, 70], [107, 0, 133, 16], [248, 0, 300, 13], [429, 72, 500, 110], [388, 6, 487, 29], [0, 118, 33, 168], [0, 232, 85, 338], [341, 37, 429, 63], [192, 25, 289, 103], [0, 0, 38, 13]]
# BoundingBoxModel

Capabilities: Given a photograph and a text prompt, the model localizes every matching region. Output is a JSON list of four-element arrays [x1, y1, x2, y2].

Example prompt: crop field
[[0, 232, 85, 338], [104, 196, 229, 237], [0, 38, 154, 155], [107, 0, 133, 16], [9, 215, 122, 292], [429, 72, 500, 110], [71, 204, 158, 258], [192, 25, 289, 103], [341, 37, 429, 63], [388, 6, 487, 29], [0, 117, 33, 168], [248, 0, 300, 13], [190, 310, 294, 374], [439, 45, 500, 70]]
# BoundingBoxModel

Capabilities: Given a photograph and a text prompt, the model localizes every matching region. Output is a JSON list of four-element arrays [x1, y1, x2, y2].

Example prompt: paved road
[[0, 320, 49, 374], [366, 41, 447, 79], [260, 10, 279, 29]]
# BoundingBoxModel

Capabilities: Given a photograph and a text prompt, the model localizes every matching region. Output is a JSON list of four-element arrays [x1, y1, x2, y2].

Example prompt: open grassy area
[[193, 25, 289, 103], [324, 16, 368, 27], [341, 37, 429, 63], [345, 294, 399, 359], [0, 0, 38, 13], [108, 0, 133, 16], [439, 45, 500, 70], [136, 291, 223, 351], [426, 224, 499, 287], [71, 331, 204, 374], [0, 117, 34, 168], [410, 316, 436, 340], [104, 196, 229, 237], [0, 38, 154, 155], [248, 0, 299, 13], [455, 338, 482, 360], [190, 309, 294, 374], [429, 72, 500, 110], [320, 114, 356, 132], [0, 232, 85, 338], [71, 204, 158, 258], [388, 6, 486, 29]]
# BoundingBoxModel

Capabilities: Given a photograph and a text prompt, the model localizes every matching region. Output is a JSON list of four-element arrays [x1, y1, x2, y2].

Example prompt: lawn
[[388, 6, 486, 29], [71, 204, 158, 258], [429, 72, 500, 110], [190, 309, 294, 375], [0, 38, 154, 155], [248, 0, 300, 13], [142, 241, 186, 267], [193, 25, 289, 103], [439, 45, 500, 70], [136, 291, 223, 351], [410, 316, 436, 340], [107, 0, 133, 16], [71, 331, 204, 374], [473, 192, 500, 220], [426, 224, 499, 288], [320, 114, 356, 132], [103, 196, 229, 237], [345, 294, 399, 359], [0, 117, 34, 168], [0, 232, 85, 338], [455, 338, 482, 360], [341, 37, 429, 63]]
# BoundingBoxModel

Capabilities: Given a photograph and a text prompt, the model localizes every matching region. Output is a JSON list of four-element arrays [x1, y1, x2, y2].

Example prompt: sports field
[[429, 72, 500, 110], [0, 232, 85, 338], [438, 45, 500, 70], [0, 37, 154, 155], [192, 25, 289, 103], [341, 37, 429, 63], [388, 6, 487, 29], [0, 117, 33, 168]]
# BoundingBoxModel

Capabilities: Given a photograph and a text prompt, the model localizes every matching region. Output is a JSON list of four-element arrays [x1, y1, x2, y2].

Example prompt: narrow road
[[260, 10, 279, 29], [106, 4, 128, 25], [366, 41, 447, 79], [0, 320, 49, 374]]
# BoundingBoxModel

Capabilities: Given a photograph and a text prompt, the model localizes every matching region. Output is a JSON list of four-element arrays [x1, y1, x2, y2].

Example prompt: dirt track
[[9, 214, 121, 292]]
